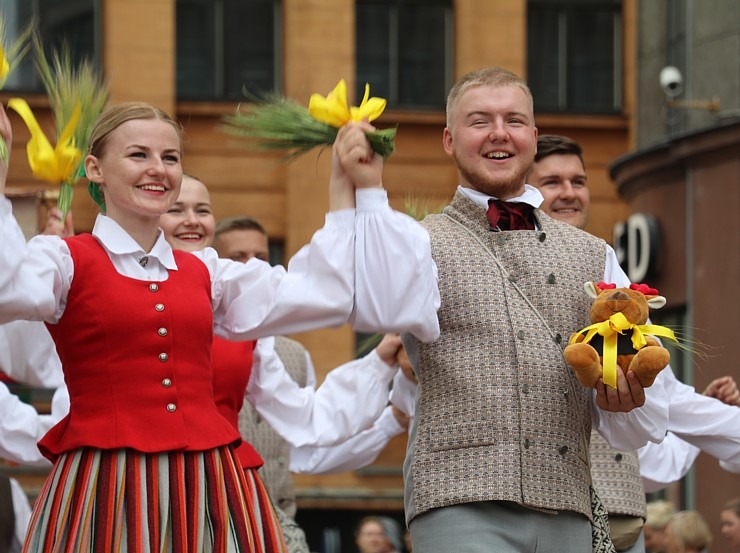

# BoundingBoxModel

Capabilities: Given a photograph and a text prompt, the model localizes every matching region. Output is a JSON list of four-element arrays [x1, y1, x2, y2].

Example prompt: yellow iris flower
[[309, 79, 387, 127], [8, 98, 82, 184]]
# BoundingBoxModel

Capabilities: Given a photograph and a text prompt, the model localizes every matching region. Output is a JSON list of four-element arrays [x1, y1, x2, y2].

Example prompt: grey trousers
[[409, 501, 592, 553]]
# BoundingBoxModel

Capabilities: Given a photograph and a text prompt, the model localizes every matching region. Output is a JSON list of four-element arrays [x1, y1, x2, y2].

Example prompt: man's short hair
[[446, 67, 533, 126], [214, 216, 267, 240], [535, 134, 584, 166]]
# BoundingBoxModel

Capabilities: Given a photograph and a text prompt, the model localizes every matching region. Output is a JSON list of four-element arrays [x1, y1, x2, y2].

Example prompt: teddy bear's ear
[[584, 281, 600, 299], [646, 295, 667, 309]]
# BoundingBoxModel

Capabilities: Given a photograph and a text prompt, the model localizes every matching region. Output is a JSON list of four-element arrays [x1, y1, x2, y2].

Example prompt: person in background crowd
[[643, 500, 677, 553], [663, 511, 712, 553], [376, 516, 403, 553], [354, 517, 390, 553], [720, 497, 740, 552]]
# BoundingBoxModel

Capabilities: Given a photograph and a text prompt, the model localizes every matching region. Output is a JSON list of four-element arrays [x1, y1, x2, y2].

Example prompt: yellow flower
[[8, 98, 82, 184], [309, 79, 387, 127]]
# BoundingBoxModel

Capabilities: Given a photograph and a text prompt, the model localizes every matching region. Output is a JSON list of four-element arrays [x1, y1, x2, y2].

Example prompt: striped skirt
[[23, 446, 287, 553]]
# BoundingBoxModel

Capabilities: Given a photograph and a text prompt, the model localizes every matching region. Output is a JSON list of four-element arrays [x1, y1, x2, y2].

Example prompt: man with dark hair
[[214, 216, 270, 263], [528, 134, 590, 230]]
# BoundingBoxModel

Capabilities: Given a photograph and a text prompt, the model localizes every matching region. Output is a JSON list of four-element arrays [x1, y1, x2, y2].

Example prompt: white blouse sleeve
[[661, 369, 740, 465], [207, 189, 439, 343], [0, 321, 65, 388], [0, 198, 73, 324], [289, 405, 405, 474], [0, 382, 70, 467], [246, 337, 397, 447], [638, 432, 701, 493]]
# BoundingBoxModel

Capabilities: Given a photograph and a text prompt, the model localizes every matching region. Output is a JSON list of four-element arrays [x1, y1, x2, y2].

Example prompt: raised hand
[[703, 376, 740, 407]]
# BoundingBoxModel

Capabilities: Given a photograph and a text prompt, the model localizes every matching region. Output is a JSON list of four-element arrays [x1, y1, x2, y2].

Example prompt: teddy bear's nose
[[608, 291, 630, 301]]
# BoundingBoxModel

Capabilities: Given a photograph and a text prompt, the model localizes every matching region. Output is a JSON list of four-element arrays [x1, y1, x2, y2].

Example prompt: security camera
[[659, 66, 683, 98]]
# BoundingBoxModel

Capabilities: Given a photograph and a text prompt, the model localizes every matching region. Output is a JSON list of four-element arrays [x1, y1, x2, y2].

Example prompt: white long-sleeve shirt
[[637, 368, 740, 491], [0, 189, 440, 343], [638, 432, 702, 493], [287, 368, 418, 474]]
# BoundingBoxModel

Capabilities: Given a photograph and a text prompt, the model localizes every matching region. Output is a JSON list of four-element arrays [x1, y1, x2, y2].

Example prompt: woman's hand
[[330, 121, 383, 210]]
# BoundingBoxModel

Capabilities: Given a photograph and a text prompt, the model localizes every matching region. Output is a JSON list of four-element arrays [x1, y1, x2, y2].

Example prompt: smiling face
[[86, 118, 183, 227], [159, 175, 215, 253], [529, 152, 590, 229], [443, 84, 537, 200]]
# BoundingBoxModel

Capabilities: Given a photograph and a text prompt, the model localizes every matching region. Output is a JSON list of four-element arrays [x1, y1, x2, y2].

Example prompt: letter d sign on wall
[[612, 213, 660, 283]]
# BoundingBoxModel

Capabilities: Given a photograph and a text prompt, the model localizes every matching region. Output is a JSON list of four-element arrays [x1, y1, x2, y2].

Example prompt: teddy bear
[[563, 281, 676, 389]]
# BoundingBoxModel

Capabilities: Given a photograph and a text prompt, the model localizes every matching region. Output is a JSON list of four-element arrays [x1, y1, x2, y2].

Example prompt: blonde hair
[[89, 102, 182, 158], [445, 67, 534, 126], [645, 500, 677, 529], [667, 511, 712, 551], [724, 496, 740, 517]]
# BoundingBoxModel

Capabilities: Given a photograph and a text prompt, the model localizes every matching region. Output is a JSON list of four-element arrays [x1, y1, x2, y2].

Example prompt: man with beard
[[392, 67, 670, 553]]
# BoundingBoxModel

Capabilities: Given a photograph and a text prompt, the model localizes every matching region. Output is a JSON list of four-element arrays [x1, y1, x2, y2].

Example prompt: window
[[356, 0, 452, 110], [528, 0, 622, 114], [176, 0, 280, 101], [1, 0, 98, 92]]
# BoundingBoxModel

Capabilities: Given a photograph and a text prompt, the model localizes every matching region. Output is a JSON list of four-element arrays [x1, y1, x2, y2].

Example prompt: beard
[[453, 150, 532, 199]]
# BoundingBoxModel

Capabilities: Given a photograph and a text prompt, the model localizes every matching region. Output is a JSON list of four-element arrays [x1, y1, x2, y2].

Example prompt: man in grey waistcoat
[[399, 67, 669, 553]]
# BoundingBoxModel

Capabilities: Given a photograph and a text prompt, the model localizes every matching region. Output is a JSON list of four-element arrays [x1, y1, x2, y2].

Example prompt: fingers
[[335, 123, 374, 163], [376, 333, 403, 366], [595, 370, 645, 412]]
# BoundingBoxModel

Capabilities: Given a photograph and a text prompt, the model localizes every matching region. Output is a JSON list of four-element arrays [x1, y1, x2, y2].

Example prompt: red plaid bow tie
[[486, 199, 536, 231]]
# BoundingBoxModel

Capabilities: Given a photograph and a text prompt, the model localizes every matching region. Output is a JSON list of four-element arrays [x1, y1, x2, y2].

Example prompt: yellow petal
[[54, 103, 83, 182], [308, 79, 351, 128], [350, 83, 386, 122], [309, 93, 351, 127], [8, 98, 82, 184]]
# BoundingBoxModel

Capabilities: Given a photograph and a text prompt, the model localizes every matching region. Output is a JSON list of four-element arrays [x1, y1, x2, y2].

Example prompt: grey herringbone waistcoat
[[239, 336, 308, 518], [405, 191, 606, 523], [590, 431, 646, 519]]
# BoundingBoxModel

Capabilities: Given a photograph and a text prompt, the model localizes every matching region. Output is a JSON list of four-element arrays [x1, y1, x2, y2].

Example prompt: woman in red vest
[[0, 102, 439, 552]]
